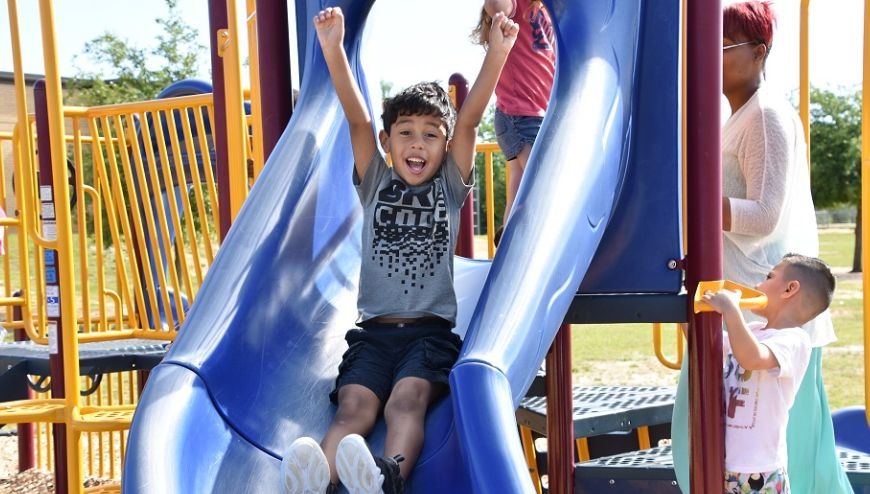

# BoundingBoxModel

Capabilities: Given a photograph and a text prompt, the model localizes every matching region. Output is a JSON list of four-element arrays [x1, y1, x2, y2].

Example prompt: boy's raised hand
[[313, 7, 345, 51], [488, 12, 519, 55], [702, 288, 742, 315]]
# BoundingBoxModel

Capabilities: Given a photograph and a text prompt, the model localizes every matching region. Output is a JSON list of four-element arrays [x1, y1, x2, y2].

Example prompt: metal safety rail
[[0, 88, 220, 490]]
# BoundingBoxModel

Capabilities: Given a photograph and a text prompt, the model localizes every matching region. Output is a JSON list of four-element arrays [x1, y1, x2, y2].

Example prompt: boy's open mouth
[[406, 157, 426, 174]]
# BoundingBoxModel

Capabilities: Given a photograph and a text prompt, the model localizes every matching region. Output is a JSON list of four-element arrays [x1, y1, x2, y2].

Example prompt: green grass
[[819, 226, 857, 269]]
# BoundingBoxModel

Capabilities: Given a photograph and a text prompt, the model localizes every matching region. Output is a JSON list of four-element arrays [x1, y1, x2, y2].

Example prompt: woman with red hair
[[671, 2, 853, 493]]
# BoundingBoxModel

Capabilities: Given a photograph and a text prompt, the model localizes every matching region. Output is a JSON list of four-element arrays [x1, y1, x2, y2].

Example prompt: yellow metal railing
[[0, 0, 258, 490]]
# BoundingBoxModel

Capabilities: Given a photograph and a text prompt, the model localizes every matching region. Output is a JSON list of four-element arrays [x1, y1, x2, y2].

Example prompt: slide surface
[[123, 1, 680, 493]]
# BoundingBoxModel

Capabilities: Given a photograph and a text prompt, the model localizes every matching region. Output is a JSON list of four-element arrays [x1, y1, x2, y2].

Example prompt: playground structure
[[0, 1, 868, 494]]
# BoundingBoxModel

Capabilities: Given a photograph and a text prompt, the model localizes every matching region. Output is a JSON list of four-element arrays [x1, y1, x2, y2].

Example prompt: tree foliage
[[809, 87, 861, 208], [808, 87, 862, 271], [65, 0, 206, 106], [64, 0, 207, 247]]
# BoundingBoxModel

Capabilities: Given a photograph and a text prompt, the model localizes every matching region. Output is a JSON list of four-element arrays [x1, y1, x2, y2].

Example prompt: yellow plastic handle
[[693, 280, 768, 313]]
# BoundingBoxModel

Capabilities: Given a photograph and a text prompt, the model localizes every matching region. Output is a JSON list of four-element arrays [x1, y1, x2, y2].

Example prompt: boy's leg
[[383, 376, 445, 480], [322, 384, 382, 485]]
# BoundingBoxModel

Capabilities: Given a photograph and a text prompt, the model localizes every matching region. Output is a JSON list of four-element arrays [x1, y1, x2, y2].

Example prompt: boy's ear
[[782, 280, 801, 299], [378, 129, 389, 150]]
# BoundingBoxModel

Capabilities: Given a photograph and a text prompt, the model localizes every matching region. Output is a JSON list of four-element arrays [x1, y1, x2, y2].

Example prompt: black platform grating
[[0, 339, 167, 376], [574, 445, 870, 485], [518, 385, 676, 437]]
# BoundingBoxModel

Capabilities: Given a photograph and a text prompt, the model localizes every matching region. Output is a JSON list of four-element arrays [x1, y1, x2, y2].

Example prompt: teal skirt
[[671, 348, 854, 493]]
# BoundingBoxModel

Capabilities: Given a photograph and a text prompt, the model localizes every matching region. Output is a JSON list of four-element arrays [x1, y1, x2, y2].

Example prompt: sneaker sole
[[282, 437, 331, 494], [335, 434, 383, 494]]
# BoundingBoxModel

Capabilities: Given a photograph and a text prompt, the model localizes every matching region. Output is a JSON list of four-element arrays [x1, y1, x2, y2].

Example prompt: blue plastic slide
[[123, 1, 680, 492]]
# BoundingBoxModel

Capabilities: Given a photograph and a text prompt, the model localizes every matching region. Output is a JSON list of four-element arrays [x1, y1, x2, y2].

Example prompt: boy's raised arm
[[703, 289, 779, 371], [314, 7, 378, 178], [451, 12, 518, 183]]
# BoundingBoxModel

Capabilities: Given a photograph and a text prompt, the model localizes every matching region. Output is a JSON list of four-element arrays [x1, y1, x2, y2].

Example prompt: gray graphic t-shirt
[[354, 152, 472, 326]]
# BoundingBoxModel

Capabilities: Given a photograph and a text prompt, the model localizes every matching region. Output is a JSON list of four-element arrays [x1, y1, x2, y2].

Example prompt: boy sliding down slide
[[280, 6, 517, 494]]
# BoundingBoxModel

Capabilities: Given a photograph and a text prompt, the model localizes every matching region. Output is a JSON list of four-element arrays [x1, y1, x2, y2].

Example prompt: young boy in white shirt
[[702, 253, 836, 494]]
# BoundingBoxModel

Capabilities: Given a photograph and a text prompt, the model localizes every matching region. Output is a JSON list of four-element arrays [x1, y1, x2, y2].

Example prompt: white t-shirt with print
[[723, 321, 811, 473]]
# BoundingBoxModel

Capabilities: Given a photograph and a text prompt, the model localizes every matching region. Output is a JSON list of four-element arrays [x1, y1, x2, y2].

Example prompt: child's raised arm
[[484, 0, 515, 18], [313, 7, 378, 178], [451, 12, 518, 182], [702, 289, 779, 371]]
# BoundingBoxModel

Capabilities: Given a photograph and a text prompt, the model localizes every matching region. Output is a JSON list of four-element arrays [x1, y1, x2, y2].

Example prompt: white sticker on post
[[46, 285, 60, 317], [42, 220, 57, 241], [39, 186, 53, 202], [41, 202, 56, 220], [48, 321, 58, 354]]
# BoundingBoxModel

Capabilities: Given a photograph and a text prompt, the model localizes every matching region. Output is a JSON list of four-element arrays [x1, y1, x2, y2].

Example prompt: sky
[[0, 0, 865, 106]]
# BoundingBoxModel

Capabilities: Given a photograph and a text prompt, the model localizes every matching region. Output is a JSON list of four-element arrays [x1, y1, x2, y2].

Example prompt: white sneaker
[[335, 434, 383, 494], [281, 436, 331, 494]]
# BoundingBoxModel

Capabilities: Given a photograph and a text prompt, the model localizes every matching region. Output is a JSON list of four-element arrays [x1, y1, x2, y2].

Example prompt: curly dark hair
[[381, 81, 456, 139]]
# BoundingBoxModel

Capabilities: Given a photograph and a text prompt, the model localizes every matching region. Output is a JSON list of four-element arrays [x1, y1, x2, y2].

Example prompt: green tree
[[66, 0, 206, 105], [808, 87, 862, 271], [64, 0, 207, 247]]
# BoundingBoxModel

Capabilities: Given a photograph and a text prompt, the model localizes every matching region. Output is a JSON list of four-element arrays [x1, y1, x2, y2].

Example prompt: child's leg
[[503, 143, 532, 222], [382, 376, 446, 480], [322, 384, 382, 485]]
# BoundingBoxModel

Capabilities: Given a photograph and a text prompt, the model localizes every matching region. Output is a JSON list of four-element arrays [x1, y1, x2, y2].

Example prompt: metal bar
[[685, 0, 725, 492], [546, 323, 574, 494]]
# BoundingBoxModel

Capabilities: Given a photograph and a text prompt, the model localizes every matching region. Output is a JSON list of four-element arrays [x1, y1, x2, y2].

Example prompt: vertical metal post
[[685, 1, 725, 492], [12, 294, 34, 472], [862, 0, 870, 418], [449, 73, 474, 258], [209, 0, 232, 239], [34, 75, 72, 494], [255, 0, 294, 163], [546, 323, 574, 494]]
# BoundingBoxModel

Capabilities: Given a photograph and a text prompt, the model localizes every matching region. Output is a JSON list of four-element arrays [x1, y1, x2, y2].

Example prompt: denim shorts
[[329, 319, 463, 404], [494, 108, 545, 161]]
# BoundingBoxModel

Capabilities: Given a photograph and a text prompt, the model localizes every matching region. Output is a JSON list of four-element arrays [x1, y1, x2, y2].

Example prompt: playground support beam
[[685, 1, 726, 493], [36, 0, 84, 491], [449, 73, 474, 258], [546, 324, 574, 494], [255, 0, 294, 164], [863, 0, 870, 420], [209, 0, 232, 239]]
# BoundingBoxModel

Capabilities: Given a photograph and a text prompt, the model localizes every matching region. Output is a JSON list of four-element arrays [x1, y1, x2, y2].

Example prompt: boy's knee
[[384, 394, 427, 419], [384, 381, 431, 417], [336, 385, 380, 417]]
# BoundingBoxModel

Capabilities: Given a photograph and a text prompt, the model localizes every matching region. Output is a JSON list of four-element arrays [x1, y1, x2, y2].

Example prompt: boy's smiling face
[[380, 113, 449, 186]]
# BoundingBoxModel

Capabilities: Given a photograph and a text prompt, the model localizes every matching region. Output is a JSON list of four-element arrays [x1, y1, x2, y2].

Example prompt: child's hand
[[488, 12, 519, 55], [702, 288, 742, 315], [313, 7, 344, 51]]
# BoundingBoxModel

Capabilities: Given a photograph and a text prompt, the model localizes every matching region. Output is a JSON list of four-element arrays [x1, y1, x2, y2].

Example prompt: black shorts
[[329, 319, 463, 405]]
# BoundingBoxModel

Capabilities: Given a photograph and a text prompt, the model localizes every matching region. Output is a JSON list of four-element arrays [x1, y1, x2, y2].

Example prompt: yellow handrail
[[219, 0, 250, 222], [863, 0, 870, 420]]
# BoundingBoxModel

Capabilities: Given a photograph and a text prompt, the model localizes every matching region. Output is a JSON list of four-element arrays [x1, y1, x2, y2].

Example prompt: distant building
[[0, 71, 43, 213]]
